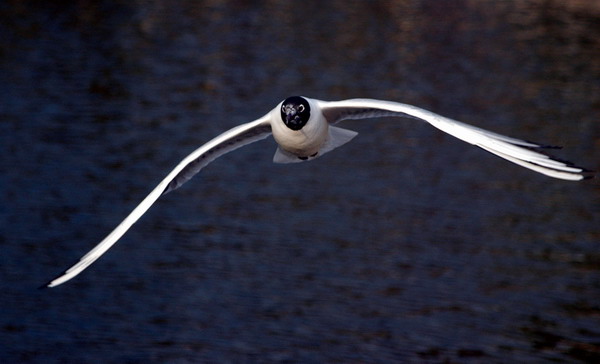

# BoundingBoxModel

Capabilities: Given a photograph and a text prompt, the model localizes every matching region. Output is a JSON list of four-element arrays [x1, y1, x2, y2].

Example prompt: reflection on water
[[1, 1, 598, 362]]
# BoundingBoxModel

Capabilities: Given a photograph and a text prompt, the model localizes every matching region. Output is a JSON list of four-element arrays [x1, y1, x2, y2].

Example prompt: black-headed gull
[[45, 96, 589, 287]]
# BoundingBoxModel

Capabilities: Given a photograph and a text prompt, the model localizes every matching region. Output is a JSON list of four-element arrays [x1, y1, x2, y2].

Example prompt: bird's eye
[[298, 105, 305, 113]]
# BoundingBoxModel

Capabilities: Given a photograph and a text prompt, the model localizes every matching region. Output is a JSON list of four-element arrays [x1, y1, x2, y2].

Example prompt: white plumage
[[45, 96, 589, 287]]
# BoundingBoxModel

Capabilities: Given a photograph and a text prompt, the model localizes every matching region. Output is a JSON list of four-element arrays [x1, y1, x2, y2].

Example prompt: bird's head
[[280, 96, 311, 131]]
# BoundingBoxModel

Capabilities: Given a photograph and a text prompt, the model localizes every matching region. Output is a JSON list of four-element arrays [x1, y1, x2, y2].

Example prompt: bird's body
[[45, 96, 589, 288], [271, 97, 329, 159]]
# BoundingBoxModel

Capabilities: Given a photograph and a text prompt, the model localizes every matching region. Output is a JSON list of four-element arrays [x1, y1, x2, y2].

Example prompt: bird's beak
[[284, 108, 297, 122]]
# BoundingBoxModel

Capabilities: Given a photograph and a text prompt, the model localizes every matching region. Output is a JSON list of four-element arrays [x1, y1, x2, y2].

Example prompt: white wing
[[318, 98, 588, 181], [45, 115, 272, 287]]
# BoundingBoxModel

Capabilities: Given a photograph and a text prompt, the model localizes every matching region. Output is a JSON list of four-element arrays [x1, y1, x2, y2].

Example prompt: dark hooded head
[[280, 96, 311, 131]]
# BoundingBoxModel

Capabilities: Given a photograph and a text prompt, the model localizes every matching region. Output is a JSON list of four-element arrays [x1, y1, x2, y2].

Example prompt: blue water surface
[[1, 1, 599, 362]]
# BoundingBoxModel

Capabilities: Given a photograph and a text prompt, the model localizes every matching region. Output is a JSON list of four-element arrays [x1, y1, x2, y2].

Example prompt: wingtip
[[38, 280, 54, 290], [569, 165, 594, 180], [537, 143, 563, 150], [581, 171, 595, 180], [567, 166, 594, 181], [580, 166, 595, 174], [41, 270, 70, 289]]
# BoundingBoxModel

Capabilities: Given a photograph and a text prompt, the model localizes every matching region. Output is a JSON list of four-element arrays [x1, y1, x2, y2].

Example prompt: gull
[[44, 96, 590, 287]]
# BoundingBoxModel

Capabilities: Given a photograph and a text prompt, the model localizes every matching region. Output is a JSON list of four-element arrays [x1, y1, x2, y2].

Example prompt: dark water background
[[1, 1, 599, 362]]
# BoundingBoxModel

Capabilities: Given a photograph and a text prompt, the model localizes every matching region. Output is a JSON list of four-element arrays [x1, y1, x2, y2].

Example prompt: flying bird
[[44, 96, 589, 287]]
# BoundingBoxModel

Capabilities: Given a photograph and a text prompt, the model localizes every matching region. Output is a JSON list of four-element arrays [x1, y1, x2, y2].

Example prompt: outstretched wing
[[45, 115, 272, 287], [318, 98, 588, 181]]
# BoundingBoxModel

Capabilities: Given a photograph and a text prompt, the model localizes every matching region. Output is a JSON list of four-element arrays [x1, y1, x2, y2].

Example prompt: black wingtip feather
[[536, 142, 562, 149], [522, 139, 562, 149], [581, 170, 596, 179]]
